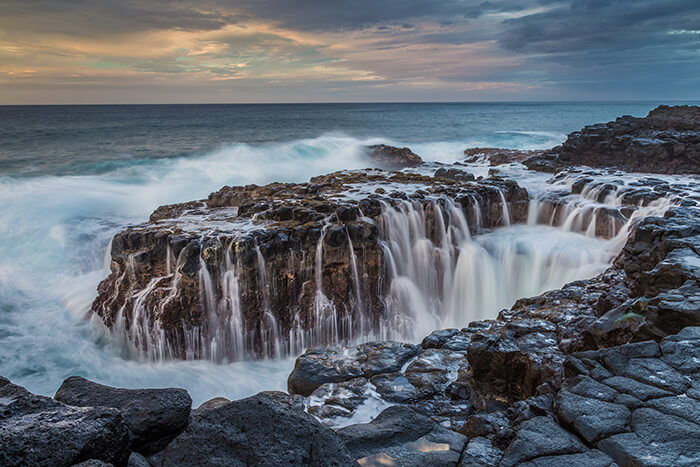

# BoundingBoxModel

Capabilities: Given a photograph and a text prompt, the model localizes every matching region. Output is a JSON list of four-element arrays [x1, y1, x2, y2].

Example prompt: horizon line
[[1, 99, 699, 107]]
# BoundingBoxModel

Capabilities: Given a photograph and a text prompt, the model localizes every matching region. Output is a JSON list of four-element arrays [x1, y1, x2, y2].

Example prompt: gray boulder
[[0, 380, 130, 467], [55, 376, 191, 455], [149, 391, 354, 466]]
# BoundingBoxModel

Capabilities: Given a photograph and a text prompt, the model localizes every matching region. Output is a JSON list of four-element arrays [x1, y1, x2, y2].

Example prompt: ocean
[[0, 101, 692, 404]]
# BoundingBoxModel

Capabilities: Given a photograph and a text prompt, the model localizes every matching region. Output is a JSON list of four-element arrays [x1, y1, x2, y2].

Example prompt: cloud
[[0, 0, 698, 103]]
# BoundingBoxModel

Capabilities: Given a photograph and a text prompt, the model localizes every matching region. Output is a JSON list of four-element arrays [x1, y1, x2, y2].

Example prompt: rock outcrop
[[367, 144, 423, 168], [524, 105, 700, 174], [91, 169, 528, 361], [291, 204, 700, 465]]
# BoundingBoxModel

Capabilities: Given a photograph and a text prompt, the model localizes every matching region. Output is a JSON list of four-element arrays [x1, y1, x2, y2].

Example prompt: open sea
[[0, 101, 694, 404]]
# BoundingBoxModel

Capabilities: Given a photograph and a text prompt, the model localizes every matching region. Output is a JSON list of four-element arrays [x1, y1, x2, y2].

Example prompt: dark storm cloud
[[500, 0, 700, 56]]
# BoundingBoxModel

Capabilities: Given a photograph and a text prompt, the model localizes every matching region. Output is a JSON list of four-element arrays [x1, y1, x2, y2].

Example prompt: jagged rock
[[0, 380, 131, 467], [148, 392, 354, 466], [367, 144, 423, 168], [555, 105, 700, 174], [337, 405, 467, 466], [660, 326, 700, 373], [556, 390, 630, 443], [288, 341, 421, 396], [55, 376, 192, 455]]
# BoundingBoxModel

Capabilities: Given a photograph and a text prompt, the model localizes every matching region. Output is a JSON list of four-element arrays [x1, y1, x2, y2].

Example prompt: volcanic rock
[[367, 144, 423, 168], [148, 392, 354, 466], [55, 376, 192, 455], [0, 379, 131, 467]]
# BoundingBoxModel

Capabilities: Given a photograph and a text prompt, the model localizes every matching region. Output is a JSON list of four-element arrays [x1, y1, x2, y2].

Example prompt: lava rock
[[367, 144, 423, 168], [0, 381, 130, 467], [148, 392, 354, 466], [55, 376, 192, 455]]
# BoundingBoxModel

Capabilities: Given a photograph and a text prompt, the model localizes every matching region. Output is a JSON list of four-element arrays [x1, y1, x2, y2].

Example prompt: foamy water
[[0, 101, 687, 404]]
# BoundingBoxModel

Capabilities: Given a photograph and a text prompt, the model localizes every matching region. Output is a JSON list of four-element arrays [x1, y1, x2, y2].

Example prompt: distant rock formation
[[366, 144, 423, 168], [524, 105, 700, 174]]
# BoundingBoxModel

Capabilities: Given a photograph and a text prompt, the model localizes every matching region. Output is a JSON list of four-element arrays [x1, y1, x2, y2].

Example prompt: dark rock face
[[367, 144, 423, 168], [337, 405, 467, 466], [55, 376, 192, 455], [148, 392, 354, 466], [526, 105, 700, 174], [0, 380, 131, 467], [92, 169, 528, 361]]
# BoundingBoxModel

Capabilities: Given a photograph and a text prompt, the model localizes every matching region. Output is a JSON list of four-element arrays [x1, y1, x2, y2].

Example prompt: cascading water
[[377, 182, 675, 341]]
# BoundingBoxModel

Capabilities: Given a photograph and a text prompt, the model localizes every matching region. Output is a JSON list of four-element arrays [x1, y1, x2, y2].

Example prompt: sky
[[1, 0, 699, 104]]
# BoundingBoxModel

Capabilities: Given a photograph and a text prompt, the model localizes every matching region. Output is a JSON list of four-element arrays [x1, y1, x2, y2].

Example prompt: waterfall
[[109, 173, 675, 362]]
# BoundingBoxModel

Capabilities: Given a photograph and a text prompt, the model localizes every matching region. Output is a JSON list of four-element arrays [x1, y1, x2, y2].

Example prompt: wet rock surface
[[55, 376, 192, 455], [337, 405, 467, 466], [295, 203, 700, 465]]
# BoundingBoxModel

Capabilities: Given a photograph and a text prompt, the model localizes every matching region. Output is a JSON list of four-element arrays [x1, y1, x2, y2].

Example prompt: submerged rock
[[55, 376, 192, 455], [337, 405, 467, 466], [0, 379, 131, 467]]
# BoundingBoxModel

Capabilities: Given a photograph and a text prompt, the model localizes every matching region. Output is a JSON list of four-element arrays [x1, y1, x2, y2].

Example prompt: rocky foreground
[[1, 106, 699, 466]]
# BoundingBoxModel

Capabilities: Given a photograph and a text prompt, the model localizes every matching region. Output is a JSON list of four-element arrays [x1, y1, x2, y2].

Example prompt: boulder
[[55, 376, 192, 455], [148, 392, 354, 466], [0, 380, 130, 467]]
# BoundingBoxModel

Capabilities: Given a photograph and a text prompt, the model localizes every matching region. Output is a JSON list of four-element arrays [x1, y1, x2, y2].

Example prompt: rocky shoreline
[[2, 105, 699, 466]]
